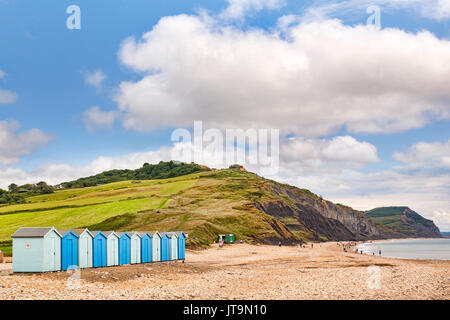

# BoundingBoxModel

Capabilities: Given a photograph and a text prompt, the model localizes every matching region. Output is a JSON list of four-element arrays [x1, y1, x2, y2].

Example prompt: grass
[[0, 168, 322, 256]]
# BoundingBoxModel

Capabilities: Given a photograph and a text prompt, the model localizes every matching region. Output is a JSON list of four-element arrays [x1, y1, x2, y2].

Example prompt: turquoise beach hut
[[72, 229, 93, 269], [139, 232, 152, 263], [160, 232, 170, 261], [176, 231, 186, 260], [11, 227, 62, 273], [58, 230, 79, 271], [91, 231, 107, 268], [104, 231, 119, 266], [117, 232, 131, 265]]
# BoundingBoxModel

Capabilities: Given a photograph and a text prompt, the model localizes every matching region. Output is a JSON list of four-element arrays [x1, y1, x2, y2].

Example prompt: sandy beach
[[0, 242, 448, 300]]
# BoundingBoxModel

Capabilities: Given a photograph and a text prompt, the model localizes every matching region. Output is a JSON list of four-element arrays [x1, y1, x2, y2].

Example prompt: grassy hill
[[0, 167, 440, 256], [365, 207, 441, 238]]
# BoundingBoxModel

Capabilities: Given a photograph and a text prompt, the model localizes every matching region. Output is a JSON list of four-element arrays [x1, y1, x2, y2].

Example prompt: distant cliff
[[365, 207, 441, 238]]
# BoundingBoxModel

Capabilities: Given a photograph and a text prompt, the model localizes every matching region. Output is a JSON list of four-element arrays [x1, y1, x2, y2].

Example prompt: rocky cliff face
[[366, 207, 441, 238], [254, 180, 400, 241]]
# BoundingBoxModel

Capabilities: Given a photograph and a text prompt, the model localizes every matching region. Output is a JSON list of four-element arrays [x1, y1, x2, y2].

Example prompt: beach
[[0, 242, 448, 300]]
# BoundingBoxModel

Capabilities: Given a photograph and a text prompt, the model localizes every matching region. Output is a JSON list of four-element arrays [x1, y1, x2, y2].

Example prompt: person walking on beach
[[278, 241, 281, 247], [379, 250, 382, 256]]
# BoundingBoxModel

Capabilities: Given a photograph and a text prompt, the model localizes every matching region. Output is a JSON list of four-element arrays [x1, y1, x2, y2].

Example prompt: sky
[[0, 0, 449, 230]]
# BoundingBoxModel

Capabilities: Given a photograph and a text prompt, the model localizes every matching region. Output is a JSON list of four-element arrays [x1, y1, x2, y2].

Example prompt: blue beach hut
[[176, 231, 186, 260], [91, 231, 107, 268], [160, 232, 170, 262], [11, 227, 62, 272], [117, 232, 131, 265], [58, 230, 79, 271], [139, 232, 152, 263]]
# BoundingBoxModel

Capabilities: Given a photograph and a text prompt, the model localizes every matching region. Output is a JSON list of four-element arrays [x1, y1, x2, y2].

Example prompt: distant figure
[[311, 243, 313, 248], [373, 252, 375, 256], [379, 250, 382, 256], [278, 241, 281, 247]]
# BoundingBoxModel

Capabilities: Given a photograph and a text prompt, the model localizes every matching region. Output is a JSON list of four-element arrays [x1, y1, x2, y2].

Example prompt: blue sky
[[0, 0, 449, 229]]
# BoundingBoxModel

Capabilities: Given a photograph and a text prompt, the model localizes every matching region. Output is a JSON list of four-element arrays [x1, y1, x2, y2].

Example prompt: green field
[[0, 175, 200, 255]]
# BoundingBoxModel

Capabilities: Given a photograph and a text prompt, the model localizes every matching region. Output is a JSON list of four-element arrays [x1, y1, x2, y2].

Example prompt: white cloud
[[83, 70, 106, 91], [0, 89, 17, 104], [393, 139, 450, 169], [281, 136, 379, 173], [83, 106, 117, 131], [220, 0, 286, 20], [115, 15, 450, 136], [0, 121, 52, 165], [0, 70, 5, 78]]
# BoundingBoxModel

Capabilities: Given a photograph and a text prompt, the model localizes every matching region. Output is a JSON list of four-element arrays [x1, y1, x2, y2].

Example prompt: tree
[[8, 183, 19, 193], [36, 181, 54, 194]]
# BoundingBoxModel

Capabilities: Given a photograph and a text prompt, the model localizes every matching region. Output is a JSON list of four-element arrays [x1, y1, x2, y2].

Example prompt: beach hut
[[11, 227, 62, 272], [139, 232, 152, 263], [176, 231, 186, 260], [160, 232, 170, 262], [91, 231, 107, 268], [58, 230, 79, 271], [117, 232, 131, 265], [151, 231, 161, 262], [104, 231, 119, 266], [167, 232, 178, 261], [72, 229, 93, 269], [128, 231, 141, 264]]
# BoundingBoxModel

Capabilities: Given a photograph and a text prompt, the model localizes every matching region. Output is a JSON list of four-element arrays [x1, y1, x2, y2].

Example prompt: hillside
[[0, 167, 440, 256], [365, 207, 441, 238]]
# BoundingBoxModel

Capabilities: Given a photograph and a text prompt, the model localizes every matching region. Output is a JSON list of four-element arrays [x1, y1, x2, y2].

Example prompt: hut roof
[[71, 229, 91, 237], [103, 231, 118, 237], [137, 231, 150, 237], [116, 232, 130, 237], [90, 231, 106, 237], [148, 231, 161, 237], [11, 227, 61, 238], [174, 231, 185, 237], [57, 229, 79, 238]]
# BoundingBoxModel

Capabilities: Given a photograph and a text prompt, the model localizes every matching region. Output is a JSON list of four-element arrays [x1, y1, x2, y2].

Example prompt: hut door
[[84, 237, 89, 264], [49, 236, 55, 270]]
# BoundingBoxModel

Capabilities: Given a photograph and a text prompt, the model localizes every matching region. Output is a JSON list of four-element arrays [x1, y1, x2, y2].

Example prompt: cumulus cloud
[[0, 89, 17, 104], [83, 70, 106, 91], [393, 139, 450, 169], [220, 0, 286, 20], [83, 106, 117, 131], [281, 136, 379, 173], [0, 121, 52, 165], [116, 15, 450, 136]]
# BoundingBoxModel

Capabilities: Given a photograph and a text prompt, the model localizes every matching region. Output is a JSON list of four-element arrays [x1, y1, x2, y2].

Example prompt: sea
[[356, 238, 450, 260]]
